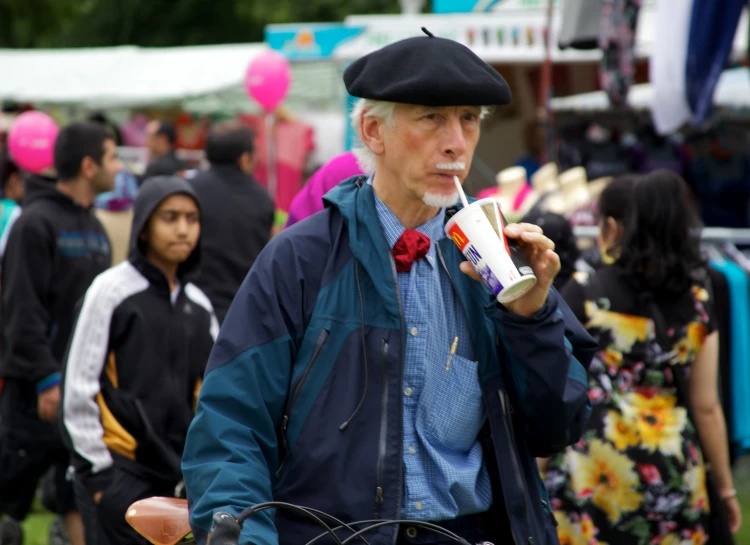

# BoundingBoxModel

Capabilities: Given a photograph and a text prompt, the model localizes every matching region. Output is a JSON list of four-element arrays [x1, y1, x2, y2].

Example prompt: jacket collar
[[128, 252, 188, 301], [323, 176, 483, 324]]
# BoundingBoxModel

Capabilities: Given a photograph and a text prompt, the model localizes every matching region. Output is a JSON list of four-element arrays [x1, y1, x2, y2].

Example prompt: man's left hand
[[460, 222, 560, 317]]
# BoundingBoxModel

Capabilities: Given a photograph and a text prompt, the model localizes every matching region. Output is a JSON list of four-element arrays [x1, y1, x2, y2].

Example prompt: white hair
[[349, 99, 493, 173]]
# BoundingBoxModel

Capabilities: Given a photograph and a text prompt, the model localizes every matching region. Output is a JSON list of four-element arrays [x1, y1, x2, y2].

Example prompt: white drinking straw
[[453, 176, 469, 208]]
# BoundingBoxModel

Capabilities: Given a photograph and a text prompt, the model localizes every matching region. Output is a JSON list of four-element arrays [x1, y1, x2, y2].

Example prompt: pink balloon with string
[[245, 49, 292, 112]]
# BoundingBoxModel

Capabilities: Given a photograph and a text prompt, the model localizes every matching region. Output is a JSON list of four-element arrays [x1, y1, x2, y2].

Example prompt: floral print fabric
[[546, 269, 715, 545]]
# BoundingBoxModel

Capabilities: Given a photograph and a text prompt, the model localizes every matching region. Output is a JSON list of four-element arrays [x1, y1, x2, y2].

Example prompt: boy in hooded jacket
[[60, 176, 218, 545]]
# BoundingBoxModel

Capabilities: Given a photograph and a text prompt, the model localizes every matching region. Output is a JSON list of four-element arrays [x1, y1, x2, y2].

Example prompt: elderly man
[[182, 29, 596, 545]]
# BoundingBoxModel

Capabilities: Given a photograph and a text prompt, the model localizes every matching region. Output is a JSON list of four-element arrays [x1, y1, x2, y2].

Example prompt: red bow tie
[[392, 229, 431, 272]]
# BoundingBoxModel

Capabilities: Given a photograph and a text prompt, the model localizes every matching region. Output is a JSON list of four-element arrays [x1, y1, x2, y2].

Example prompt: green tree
[[0, 0, 403, 48]]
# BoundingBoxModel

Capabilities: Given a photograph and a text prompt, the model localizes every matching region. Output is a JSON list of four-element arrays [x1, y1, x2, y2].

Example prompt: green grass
[[14, 459, 750, 544], [733, 455, 750, 545], [20, 512, 53, 545], [20, 504, 54, 545]]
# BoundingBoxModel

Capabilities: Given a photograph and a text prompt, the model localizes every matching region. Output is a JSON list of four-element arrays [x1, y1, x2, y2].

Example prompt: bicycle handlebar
[[207, 502, 478, 545], [207, 512, 242, 545]]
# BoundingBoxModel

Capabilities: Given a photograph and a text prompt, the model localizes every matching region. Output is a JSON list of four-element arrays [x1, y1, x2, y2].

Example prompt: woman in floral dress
[[543, 171, 741, 545]]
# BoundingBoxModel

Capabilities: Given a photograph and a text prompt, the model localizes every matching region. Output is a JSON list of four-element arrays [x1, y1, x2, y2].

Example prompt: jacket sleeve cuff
[[82, 466, 114, 496], [36, 372, 61, 393], [494, 294, 556, 323]]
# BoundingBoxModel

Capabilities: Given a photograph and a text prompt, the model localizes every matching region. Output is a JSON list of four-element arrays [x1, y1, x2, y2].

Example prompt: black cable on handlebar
[[296, 507, 372, 545], [336, 520, 472, 545], [305, 519, 462, 545], [236, 502, 344, 545], [215, 503, 474, 545], [305, 520, 380, 545]]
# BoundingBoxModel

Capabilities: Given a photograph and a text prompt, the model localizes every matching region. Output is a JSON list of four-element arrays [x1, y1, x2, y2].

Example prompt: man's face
[[145, 120, 162, 156], [377, 104, 481, 207], [90, 139, 123, 194], [143, 194, 200, 266]]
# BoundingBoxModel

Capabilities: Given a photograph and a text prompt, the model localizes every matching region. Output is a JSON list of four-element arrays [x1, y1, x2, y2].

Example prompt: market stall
[[265, 1, 749, 194]]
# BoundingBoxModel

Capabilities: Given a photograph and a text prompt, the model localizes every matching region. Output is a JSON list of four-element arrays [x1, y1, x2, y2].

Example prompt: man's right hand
[[37, 384, 60, 423]]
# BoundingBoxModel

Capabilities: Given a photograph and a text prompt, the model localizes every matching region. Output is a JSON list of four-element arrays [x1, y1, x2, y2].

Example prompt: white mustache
[[436, 162, 466, 171]]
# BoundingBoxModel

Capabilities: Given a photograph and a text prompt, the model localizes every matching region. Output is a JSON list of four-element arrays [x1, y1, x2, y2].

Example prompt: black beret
[[344, 28, 511, 107]]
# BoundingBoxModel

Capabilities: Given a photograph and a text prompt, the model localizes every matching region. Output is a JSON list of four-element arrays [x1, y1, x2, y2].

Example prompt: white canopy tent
[[0, 43, 349, 163], [549, 67, 750, 113], [0, 43, 268, 108]]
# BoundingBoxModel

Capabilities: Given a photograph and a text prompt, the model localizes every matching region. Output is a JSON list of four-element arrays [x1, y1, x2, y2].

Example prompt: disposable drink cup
[[445, 198, 537, 304]]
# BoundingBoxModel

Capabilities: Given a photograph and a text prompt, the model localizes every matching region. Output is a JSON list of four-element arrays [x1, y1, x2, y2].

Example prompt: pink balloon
[[8, 111, 59, 174], [245, 50, 292, 113]]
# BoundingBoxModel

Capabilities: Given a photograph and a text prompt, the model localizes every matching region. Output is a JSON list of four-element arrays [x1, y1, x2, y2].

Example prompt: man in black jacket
[[0, 121, 122, 545], [190, 120, 275, 323], [141, 120, 186, 185]]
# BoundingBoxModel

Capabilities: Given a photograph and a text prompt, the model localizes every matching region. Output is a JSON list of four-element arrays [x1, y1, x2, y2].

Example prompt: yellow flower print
[[553, 512, 598, 545], [554, 513, 578, 545], [684, 465, 708, 511], [567, 440, 644, 524], [579, 514, 596, 540], [604, 410, 639, 450], [691, 286, 709, 302], [673, 322, 708, 365], [625, 393, 687, 459], [584, 303, 652, 352], [660, 535, 680, 545], [601, 348, 623, 369], [690, 527, 708, 545]]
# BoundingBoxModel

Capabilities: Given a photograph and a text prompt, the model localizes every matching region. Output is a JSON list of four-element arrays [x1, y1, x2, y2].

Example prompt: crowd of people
[[0, 29, 743, 545]]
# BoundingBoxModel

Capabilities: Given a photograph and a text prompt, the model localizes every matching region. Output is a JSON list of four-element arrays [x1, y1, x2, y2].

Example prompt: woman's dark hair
[[597, 174, 639, 225], [602, 169, 705, 298], [54, 121, 111, 180]]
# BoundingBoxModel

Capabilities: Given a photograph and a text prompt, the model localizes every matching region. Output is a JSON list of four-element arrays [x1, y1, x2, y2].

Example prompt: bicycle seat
[[125, 496, 192, 545]]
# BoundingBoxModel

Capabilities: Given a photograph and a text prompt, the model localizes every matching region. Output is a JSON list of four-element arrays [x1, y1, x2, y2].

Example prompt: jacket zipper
[[499, 388, 534, 545], [276, 328, 329, 477], [375, 339, 390, 514], [388, 253, 405, 543]]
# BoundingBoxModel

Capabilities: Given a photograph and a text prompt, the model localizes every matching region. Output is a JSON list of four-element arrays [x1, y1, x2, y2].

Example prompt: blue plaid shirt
[[373, 193, 493, 521]]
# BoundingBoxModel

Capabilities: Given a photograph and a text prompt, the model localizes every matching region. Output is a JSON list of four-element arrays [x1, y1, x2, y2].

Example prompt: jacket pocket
[[276, 328, 329, 476]]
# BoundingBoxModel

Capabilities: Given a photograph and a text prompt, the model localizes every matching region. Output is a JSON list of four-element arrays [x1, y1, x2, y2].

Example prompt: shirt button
[[415, 502, 423, 511], [404, 387, 413, 397], [406, 527, 418, 539], [408, 446, 416, 454], [410, 327, 419, 336]]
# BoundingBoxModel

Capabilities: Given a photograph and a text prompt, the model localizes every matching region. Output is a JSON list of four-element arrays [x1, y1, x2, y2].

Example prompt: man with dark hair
[[0, 121, 122, 545], [141, 119, 185, 184], [190, 119, 274, 323]]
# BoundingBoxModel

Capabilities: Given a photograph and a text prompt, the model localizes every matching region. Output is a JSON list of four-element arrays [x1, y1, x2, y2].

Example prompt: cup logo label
[[465, 244, 482, 265], [448, 223, 469, 251]]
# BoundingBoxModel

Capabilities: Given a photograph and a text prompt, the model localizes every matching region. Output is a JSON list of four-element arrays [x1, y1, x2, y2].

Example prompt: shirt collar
[[368, 175, 446, 250]]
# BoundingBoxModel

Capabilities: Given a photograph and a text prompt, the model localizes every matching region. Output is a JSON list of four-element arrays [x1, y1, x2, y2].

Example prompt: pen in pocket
[[445, 336, 459, 372]]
